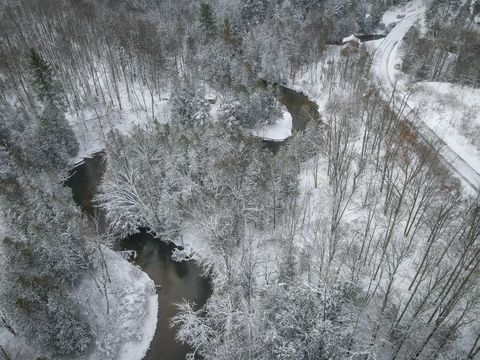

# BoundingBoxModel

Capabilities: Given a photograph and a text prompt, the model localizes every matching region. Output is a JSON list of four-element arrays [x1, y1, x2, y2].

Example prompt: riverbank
[[118, 233, 211, 359], [249, 110, 292, 141], [67, 156, 213, 360], [65, 82, 317, 359], [78, 248, 158, 360], [65, 156, 159, 360], [0, 246, 157, 360], [67, 82, 298, 167], [66, 80, 170, 166]]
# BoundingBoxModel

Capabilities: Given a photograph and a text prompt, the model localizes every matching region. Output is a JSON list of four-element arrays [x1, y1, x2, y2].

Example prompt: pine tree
[[0, 172, 93, 356], [26, 49, 79, 166], [221, 19, 237, 46], [170, 81, 210, 126], [1, 235, 92, 356], [199, 3, 218, 40], [27, 48, 57, 105]]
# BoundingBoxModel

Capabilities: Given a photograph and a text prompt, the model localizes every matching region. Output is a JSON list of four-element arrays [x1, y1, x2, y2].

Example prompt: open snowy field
[[409, 82, 480, 175]]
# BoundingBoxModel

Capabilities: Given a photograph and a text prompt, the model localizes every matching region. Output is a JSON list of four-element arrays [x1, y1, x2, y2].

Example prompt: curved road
[[372, 8, 480, 193]]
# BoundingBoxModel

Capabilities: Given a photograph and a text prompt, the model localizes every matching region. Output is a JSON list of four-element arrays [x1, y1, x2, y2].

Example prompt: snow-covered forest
[[0, 0, 480, 359]]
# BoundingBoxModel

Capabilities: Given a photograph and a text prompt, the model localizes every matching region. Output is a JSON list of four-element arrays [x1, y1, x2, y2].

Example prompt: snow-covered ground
[[409, 82, 480, 175], [64, 76, 298, 359], [1, 82, 160, 358], [79, 248, 158, 360], [61, 82, 163, 360], [0, 248, 158, 360], [68, 80, 294, 162], [171, 158, 331, 290], [68, 82, 171, 165], [286, 45, 340, 106], [370, 1, 426, 91], [367, 0, 480, 194], [378, 0, 426, 34], [250, 110, 292, 141]]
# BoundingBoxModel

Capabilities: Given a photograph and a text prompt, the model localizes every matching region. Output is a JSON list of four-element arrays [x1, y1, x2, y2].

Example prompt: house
[[341, 34, 361, 57]]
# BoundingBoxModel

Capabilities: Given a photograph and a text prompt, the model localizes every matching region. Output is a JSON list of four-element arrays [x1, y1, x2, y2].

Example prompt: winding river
[[66, 154, 212, 360], [65, 84, 319, 360], [259, 80, 320, 152]]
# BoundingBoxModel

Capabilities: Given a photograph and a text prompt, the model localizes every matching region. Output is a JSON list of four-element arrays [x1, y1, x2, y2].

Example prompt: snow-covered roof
[[342, 34, 360, 44]]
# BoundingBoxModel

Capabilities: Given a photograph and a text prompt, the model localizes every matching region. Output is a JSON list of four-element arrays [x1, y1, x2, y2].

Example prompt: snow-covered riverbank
[[79, 248, 158, 360], [0, 247, 158, 360], [67, 82, 169, 165]]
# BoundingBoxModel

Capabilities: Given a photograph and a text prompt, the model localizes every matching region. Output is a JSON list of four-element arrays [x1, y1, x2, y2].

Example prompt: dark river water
[[258, 80, 320, 152], [66, 153, 211, 360], [65, 84, 320, 359], [120, 233, 211, 360]]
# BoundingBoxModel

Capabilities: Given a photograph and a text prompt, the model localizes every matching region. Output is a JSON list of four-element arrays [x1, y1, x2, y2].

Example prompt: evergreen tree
[[170, 81, 210, 126], [1, 236, 92, 356], [27, 48, 57, 105], [199, 3, 218, 40], [26, 49, 79, 166], [0, 171, 93, 356], [221, 19, 237, 46]]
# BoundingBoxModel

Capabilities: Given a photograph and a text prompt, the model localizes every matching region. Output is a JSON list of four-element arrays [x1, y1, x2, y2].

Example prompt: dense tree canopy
[[0, 0, 479, 358]]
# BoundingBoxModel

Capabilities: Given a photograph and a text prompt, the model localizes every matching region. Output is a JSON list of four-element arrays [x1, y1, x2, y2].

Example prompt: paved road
[[372, 9, 480, 193]]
